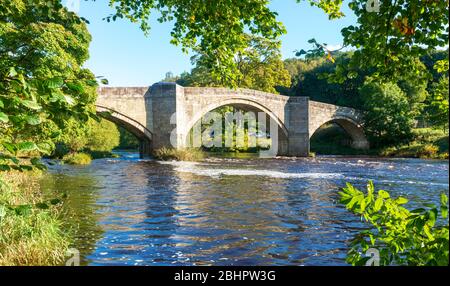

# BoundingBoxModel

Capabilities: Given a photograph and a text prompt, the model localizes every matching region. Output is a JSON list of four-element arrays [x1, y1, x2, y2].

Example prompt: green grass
[[86, 150, 120, 159], [0, 172, 70, 266], [62, 152, 92, 165], [379, 128, 448, 159], [153, 147, 206, 161]]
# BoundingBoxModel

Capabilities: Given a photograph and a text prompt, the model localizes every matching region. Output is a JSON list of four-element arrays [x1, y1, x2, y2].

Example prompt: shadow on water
[[40, 170, 104, 265], [40, 152, 449, 266]]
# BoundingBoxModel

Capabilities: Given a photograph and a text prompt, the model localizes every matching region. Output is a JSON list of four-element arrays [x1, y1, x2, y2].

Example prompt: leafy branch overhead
[[0, 0, 101, 171], [107, 0, 448, 87], [106, 0, 346, 87]]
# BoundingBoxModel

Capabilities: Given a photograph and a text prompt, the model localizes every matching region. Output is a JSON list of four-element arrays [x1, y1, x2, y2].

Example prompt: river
[[40, 153, 449, 266]]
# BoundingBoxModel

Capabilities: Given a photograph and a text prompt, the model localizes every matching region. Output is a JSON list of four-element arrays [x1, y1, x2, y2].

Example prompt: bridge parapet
[[183, 87, 290, 101], [98, 87, 149, 98]]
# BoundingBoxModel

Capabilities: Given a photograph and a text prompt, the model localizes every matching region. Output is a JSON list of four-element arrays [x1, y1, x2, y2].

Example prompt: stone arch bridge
[[96, 82, 369, 157]]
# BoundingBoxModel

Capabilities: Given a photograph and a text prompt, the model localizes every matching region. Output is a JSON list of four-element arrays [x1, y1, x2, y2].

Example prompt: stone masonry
[[96, 82, 369, 157]]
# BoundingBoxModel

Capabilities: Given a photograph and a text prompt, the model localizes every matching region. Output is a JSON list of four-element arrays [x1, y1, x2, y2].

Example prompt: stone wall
[[97, 83, 369, 156]]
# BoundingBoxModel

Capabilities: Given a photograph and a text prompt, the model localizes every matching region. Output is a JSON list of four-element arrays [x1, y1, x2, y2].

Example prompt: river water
[[40, 153, 449, 266]]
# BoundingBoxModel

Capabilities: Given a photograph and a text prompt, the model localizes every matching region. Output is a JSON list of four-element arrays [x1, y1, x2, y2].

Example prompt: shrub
[[153, 147, 205, 161], [339, 181, 449, 266], [62, 152, 92, 165], [413, 128, 447, 143], [417, 144, 439, 158], [86, 119, 120, 152], [379, 142, 445, 159]]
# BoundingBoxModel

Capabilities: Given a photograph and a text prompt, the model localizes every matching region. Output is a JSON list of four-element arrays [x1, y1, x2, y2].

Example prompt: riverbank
[[0, 171, 70, 265], [311, 126, 449, 160]]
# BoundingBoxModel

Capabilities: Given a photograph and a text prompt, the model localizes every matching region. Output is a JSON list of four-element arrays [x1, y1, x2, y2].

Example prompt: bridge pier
[[139, 139, 152, 159], [287, 97, 310, 157]]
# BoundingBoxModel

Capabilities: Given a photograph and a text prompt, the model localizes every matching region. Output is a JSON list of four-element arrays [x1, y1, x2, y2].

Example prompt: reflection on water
[[40, 152, 449, 266]]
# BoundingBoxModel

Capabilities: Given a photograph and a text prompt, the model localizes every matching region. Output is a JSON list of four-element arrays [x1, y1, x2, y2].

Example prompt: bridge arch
[[310, 115, 369, 150], [95, 105, 153, 157], [182, 98, 289, 155]]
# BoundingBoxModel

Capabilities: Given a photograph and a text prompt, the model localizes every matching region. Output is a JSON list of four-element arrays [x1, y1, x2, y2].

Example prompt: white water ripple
[[159, 161, 343, 179]]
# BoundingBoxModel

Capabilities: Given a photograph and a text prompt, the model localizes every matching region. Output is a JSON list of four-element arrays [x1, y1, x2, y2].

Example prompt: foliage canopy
[[0, 0, 98, 171], [340, 181, 449, 266]]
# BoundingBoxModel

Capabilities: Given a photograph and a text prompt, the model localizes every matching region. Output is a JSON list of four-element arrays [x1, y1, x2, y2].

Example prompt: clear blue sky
[[72, 0, 357, 87]]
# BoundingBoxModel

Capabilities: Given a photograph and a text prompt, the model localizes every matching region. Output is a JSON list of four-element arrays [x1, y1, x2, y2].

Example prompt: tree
[[360, 81, 415, 147], [57, 118, 91, 154], [340, 0, 448, 83], [117, 126, 140, 150], [108, 1, 448, 90], [234, 35, 291, 93], [178, 35, 291, 94], [0, 0, 98, 171], [428, 76, 449, 129], [86, 119, 120, 152], [162, 71, 179, 83], [107, 0, 344, 87], [296, 2, 448, 121], [424, 51, 449, 129], [286, 52, 369, 109]]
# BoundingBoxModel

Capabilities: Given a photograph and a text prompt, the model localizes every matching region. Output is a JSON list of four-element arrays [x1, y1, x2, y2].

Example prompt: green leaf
[[295, 49, 307, 57], [17, 142, 38, 152], [347, 71, 358, 79], [394, 197, 408, 205], [36, 203, 49, 210], [66, 82, 84, 93], [63, 95, 76, 105], [440, 193, 448, 206], [37, 142, 53, 154], [367, 180, 375, 197], [441, 207, 448, 219], [8, 67, 17, 77], [26, 115, 41, 125], [0, 205, 6, 218], [30, 157, 46, 170], [427, 209, 438, 227], [50, 198, 62, 205], [21, 100, 42, 110], [49, 90, 65, 102], [0, 165, 11, 171], [0, 99, 4, 108], [0, 112, 9, 123], [14, 205, 32, 216], [2, 142, 16, 154], [0, 154, 19, 164], [378, 190, 390, 199], [46, 78, 64, 89], [374, 197, 383, 211], [423, 224, 434, 240]]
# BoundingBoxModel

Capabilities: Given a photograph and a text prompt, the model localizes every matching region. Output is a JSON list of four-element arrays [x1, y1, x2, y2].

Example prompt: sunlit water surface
[[40, 153, 449, 266]]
